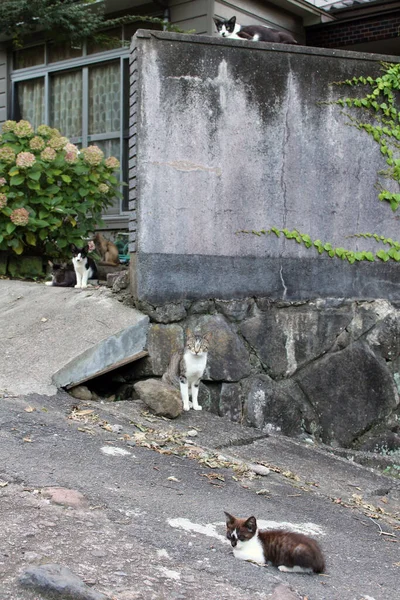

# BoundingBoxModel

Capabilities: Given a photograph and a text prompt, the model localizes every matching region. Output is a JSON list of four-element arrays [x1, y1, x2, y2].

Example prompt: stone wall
[[129, 30, 400, 305], [125, 296, 400, 450], [127, 32, 400, 449]]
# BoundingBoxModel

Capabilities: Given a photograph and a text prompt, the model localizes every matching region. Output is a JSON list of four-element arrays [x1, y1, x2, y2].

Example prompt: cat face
[[225, 512, 257, 547], [70, 244, 89, 262], [214, 16, 236, 37], [186, 332, 212, 355]]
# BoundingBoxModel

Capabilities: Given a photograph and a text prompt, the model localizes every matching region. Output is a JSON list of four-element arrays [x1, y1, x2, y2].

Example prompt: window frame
[[10, 41, 131, 224]]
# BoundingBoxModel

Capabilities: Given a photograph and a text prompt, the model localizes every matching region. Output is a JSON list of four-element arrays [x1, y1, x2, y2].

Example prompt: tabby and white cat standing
[[224, 512, 325, 574], [70, 244, 98, 289], [163, 332, 211, 411]]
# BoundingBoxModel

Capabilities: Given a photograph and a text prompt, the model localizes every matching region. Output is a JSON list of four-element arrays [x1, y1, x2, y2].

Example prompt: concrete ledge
[[53, 321, 149, 389], [133, 253, 400, 304]]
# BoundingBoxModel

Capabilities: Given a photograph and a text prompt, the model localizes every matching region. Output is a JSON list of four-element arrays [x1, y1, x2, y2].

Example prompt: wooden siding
[[213, 0, 305, 42], [0, 45, 7, 125], [169, 0, 211, 35]]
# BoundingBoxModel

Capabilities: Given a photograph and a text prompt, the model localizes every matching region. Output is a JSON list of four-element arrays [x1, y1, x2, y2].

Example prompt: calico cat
[[214, 16, 298, 45], [70, 244, 98, 289], [162, 332, 211, 411], [224, 512, 325, 574], [45, 261, 76, 287]]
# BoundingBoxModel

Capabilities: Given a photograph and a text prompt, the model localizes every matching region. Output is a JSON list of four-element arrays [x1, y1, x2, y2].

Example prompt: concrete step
[[0, 280, 149, 396]]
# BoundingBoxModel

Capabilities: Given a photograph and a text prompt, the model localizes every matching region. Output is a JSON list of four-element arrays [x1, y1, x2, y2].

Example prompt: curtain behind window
[[50, 71, 82, 138], [17, 78, 45, 129], [89, 62, 120, 135]]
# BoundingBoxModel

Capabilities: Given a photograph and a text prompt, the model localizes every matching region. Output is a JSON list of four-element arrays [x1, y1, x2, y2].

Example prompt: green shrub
[[0, 120, 122, 257]]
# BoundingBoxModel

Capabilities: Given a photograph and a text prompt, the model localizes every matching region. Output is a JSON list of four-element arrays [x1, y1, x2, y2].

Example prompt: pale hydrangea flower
[[63, 142, 79, 164], [36, 124, 53, 137], [0, 146, 16, 164], [105, 156, 120, 170], [16, 151, 36, 168], [82, 145, 104, 166], [10, 207, 29, 226], [98, 183, 109, 194], [14, 120, 34, 138], [0, 177, 6, 187], [40, 147, 57, 162], [2, 120, 17, 133], [48, 136, 68, 150], [29, 136, 46, 151], [0, 193, 7, 209], [65, 151, 78, 164]]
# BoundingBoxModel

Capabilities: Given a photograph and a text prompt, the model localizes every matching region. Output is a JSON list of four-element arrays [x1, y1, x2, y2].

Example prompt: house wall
[[129, 30, 400, 305], [169, 0, 212, 35], [306, 9, 400, 52], [0, 45, 7, 125]]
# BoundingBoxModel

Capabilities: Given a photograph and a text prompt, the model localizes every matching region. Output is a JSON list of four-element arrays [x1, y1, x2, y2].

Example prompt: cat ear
[[244, 516, 257, 532], [224, 511, 235, 525], [228, 16, 236, 26], [213, 17, 222, 26], [70, 244, 77, 252], [203, 332, 212, 342]]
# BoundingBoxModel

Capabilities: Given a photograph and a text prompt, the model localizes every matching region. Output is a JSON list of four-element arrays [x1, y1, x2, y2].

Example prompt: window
[[10, 33, 135, 221]]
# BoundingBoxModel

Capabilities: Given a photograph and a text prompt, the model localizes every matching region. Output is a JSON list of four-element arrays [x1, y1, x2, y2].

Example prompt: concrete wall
[[129, 30, 400, 304]]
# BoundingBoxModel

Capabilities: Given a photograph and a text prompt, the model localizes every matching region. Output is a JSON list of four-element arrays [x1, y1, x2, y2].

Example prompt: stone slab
[[0, 280, 149, 396]]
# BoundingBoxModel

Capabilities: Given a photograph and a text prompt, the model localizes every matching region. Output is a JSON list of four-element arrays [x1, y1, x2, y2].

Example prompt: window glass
[[16, 78, 45, 129], [14, 45, 45, 70], [48, 42, 82, 64], [50, 71, 83, 138], [89, 62, 120, 135]]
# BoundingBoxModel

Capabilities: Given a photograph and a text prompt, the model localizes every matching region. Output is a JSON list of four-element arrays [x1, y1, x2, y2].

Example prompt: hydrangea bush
[[0, 120, 122, 257]]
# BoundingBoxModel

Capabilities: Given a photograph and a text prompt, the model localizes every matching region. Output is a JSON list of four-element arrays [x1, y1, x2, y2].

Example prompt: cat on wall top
[[214, 16, 298, 45]]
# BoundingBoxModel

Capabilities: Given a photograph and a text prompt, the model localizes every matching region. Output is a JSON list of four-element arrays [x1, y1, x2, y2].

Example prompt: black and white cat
[[224, 512, 325, 574], [70, 244, 98, 289], [214, 16, 298, 45], [163, 332, 211, 411], [45, 261, 76, 287]]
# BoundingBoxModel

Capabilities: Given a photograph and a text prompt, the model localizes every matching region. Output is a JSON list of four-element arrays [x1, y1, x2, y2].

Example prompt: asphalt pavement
[[0, 391, 399, 600]]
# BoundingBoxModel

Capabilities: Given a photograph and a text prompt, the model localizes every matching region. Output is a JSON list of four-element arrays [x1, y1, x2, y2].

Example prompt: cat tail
[[97, 260, 120, 266], [293, 543, 325, 573], [162, 351, 181, 389]]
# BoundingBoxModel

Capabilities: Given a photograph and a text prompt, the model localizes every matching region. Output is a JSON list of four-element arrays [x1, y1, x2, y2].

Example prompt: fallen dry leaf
[[74, 409, 94, 417], [40, 317, 48, 322], [0, 480, 8, 487], [167, 476, 180, 483], [24, 406, 36, 413], [23, 437, 32, 443], [200, 472, 225, 482]]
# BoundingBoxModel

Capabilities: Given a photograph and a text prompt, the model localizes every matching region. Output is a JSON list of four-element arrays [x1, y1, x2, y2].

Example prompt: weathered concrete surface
[[0, 392, 399, 600], [130, 31, 400, 303], [0, 280, 149, 395]]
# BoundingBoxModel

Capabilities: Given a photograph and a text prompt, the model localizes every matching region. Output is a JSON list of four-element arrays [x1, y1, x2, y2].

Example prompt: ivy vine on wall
[[242, 61, 400, 264], [332, 61, 400, 211]]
